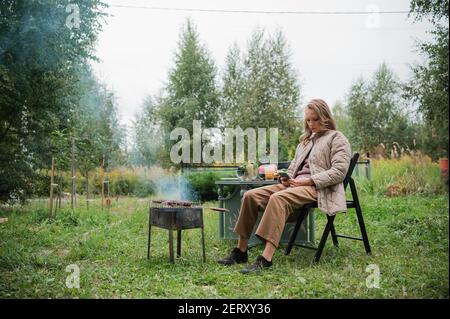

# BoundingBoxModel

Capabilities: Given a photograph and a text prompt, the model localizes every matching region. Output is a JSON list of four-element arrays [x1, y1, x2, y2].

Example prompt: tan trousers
[[234, 184, 317, 248]]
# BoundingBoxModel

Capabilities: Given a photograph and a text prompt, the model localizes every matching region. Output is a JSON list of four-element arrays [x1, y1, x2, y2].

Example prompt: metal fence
[[354, 160, 371, 180]]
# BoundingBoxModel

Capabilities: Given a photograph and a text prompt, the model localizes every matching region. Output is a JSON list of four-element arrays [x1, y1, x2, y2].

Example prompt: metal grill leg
[[177, 230, 182, 258], [168, 229, 174, 263], [201, 226, 206, 263]]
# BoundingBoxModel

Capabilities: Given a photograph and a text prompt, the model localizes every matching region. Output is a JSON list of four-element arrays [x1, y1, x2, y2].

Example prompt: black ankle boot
[[217, 248, 248, 265], [240, 255, 272, 274]]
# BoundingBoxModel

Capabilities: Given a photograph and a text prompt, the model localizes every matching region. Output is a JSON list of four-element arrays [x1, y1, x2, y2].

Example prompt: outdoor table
[[215, 178, 315, 247]]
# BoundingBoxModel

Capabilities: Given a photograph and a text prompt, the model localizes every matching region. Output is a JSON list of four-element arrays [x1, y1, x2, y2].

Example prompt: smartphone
[[278, 171, 290, 179]]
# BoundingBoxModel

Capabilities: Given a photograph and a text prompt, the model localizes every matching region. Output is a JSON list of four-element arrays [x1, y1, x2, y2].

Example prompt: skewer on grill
[[165, 200, 193, 207], [151, 199, 227, 212], [152, 199, 195, 207]]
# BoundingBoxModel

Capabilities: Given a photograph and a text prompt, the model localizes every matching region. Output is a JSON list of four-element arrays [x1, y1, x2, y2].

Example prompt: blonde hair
[[300, 98, 336, 144]]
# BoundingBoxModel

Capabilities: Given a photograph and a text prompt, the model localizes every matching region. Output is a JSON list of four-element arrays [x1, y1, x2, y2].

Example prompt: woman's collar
[[314, 129, 334, 140]]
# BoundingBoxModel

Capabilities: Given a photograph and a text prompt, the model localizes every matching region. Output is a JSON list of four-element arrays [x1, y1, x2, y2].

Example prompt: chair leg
[[330, 223, 339, 247], [313, 215, 335, 263], [285, 207, 308, 255], [350, 179, 372, 254], [355, 203, 371, 254]]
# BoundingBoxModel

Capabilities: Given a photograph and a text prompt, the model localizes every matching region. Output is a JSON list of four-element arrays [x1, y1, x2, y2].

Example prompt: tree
[[67, 64, 128, 207], [158, 19, 220, 166], [96, 85, 127, 169], [74, 65, 126, 171], [346, 63, 415, 156], [221, 43, 245, 129], [129, 96, 164, 167], [405, 0, 449, 159], [221, 28, 302, 162], [332, 100, 352, 139], [0, 0, 107, 202]]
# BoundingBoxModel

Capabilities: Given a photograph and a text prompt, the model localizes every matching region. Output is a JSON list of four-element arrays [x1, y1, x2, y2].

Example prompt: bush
[[184, 172, 217, 201], [134, 178, 156, 197], [185, 170, 236, 201], [31, 172, 51, 198]]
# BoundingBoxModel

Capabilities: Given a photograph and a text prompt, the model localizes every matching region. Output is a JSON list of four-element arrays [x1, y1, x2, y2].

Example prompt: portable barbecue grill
[[147, 200, 228, 263]]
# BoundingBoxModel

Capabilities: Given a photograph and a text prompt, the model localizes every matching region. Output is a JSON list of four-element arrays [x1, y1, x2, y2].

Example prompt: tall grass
[[32, 155, 446, 200], [355, 154, 446, 196], [34, 166, 176, 198]]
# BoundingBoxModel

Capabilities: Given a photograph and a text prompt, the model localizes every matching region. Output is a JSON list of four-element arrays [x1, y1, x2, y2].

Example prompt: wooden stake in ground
[[105, 180, 111, 218], [101, 180, 104, 211], [49, 157, 55, 218], [101, 155, 105, 211], [58, 171, 62, 209], [86, 171, 89, 210], [71, 137, 75, 210]]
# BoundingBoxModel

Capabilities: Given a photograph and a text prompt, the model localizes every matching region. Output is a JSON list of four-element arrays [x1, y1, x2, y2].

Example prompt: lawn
[[0, 194, 448, 298]]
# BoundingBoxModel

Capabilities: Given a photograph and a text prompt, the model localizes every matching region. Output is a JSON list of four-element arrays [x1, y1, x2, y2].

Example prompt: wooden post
[[49, 157, 55, 218], [101, 155, 105, 211], [58, 171, 62, 209], [86, 171, 89, 210], [71, 137, 75, 210], [101, 180, 104, 211], [74, 158, 77, 208], [106, 179, 110, 212]]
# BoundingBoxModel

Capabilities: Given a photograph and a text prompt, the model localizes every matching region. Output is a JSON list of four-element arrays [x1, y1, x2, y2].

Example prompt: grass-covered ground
[[0, 193, 448, 299]]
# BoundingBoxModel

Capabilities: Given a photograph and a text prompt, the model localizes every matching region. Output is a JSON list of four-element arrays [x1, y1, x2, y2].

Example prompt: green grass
[[0, 194, 448, 299]]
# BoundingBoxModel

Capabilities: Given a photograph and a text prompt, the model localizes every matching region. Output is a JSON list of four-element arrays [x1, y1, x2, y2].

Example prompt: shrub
[[185, 172, 218, 201], [134, 178, 156, 197], [185, 170, 236, 201]]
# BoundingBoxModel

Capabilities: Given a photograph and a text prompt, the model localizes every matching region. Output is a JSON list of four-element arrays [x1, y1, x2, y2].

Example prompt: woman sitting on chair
[[218, 98, 351, 274]]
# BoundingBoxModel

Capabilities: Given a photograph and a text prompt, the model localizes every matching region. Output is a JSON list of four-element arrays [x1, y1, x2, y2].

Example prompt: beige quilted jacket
[[286, 130, 351, 215]]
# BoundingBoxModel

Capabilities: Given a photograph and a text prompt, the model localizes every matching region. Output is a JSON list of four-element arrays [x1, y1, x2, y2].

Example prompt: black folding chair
[[285, 153, 372, 263]]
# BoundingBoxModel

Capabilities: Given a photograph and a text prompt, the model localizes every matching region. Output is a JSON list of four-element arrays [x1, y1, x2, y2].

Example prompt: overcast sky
[[91, 0, 432, 130]]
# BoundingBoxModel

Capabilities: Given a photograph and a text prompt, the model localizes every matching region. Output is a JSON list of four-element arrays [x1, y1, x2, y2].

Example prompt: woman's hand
[[288, 178, 315, 187], [280, 177, 290, 187]]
